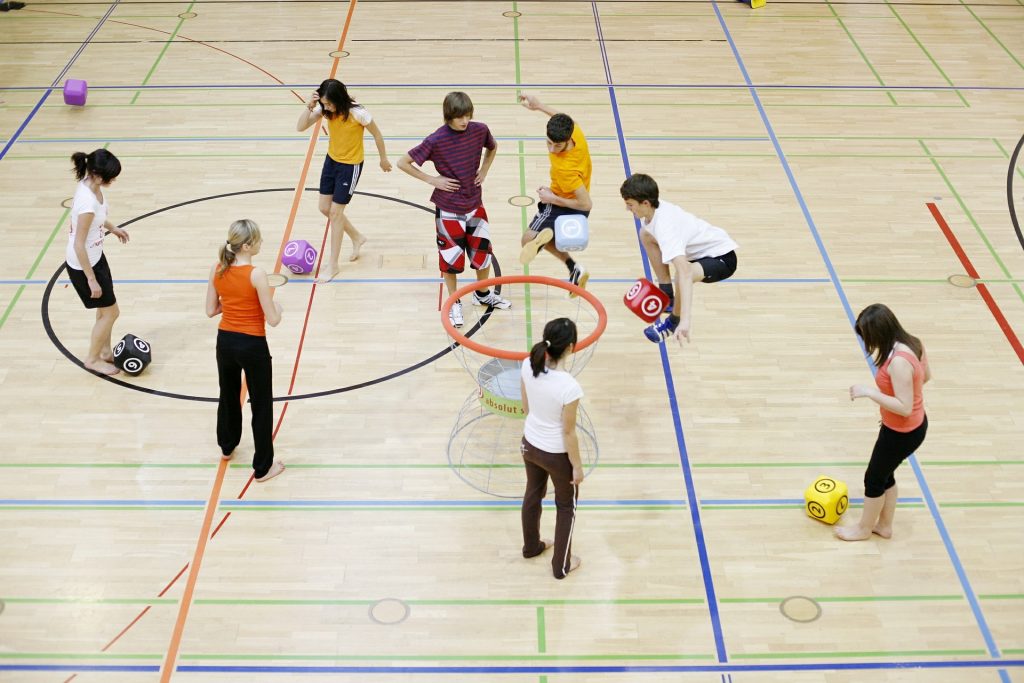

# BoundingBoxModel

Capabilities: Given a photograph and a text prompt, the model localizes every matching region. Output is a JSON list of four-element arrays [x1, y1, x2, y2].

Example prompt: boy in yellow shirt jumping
[[518, 93, 592, 294]]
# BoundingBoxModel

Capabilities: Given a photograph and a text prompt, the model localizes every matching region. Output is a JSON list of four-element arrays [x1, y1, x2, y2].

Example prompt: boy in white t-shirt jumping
[[620, 173, 738, 344]]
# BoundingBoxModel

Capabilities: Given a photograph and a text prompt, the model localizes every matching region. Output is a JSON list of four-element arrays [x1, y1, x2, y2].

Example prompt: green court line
[[194, 598, 705, 606], [844, 278, 1024, 284], [537, 606, 546, 654], [733, 649, 987, 659], [8, 501, 1020, 512], [10, 594, 1024, 607], [884, 1, 969, 107], [0, 208, 70, 333], [702, 504, 929, 511], [958, 0, 1024, 71], [3, 459, 1022, 469], [130, 1, 196, 105], [0, 597, 177, 605], [994, 138, 1024, 181], [513, 2, 535, 348], [1, 101, 970, 110], [825, 0, 898, 105], [721, 595, 962, 603], [920, 139, 1024, 305], [1, 649, 998, 663]]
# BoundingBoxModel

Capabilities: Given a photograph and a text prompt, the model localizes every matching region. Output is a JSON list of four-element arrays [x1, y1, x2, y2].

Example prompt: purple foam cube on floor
[[63, 79, 88, 106]]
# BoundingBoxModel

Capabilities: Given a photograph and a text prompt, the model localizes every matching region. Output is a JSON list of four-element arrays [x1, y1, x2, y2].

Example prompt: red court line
[[157, 6, 360, 680], [61, 6, 359, 679], [928, 202, 1024, 365]]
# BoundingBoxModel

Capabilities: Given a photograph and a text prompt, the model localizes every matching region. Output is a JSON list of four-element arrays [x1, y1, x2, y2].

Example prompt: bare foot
[[99, 350, 114, 362], [85, 359, 120, 376], [349, 235, 367, 261], [871, 525, 893, 539], [834, 525, 872, 542], [316, 264, 340, 284], [255, 460, 285, 482], [568, 555, 582, 573]]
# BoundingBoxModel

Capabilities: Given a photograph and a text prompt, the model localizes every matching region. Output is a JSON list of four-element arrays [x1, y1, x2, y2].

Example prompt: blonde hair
[[217, 219, 261, 277]]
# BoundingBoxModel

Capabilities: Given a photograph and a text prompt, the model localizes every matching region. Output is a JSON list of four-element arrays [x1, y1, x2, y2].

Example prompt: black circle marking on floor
[[328, 50, 349, 58], [177, 11, 196, 18], [508, 195, 534, 208], [42, 187, 502, 403], [1008, 132, 1023, 254], [61, 197, 72, 209], [779, 596, 822, 623]]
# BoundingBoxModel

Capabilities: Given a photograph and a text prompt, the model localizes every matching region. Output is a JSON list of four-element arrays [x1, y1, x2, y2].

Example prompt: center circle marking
[[328, 50, 350, 59], [946, 274, 977, 288], [42, 187, 502, 403]]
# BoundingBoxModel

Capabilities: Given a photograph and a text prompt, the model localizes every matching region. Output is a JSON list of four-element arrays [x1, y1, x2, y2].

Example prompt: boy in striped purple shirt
[[398, 92, 511, 328]]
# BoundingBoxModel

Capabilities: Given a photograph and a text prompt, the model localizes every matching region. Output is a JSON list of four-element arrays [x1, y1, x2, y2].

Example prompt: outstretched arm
[[519, 92, 559, 118]]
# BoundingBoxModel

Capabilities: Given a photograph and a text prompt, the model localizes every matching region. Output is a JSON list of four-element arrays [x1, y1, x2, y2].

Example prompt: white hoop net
[[441, 277, 606, 498]]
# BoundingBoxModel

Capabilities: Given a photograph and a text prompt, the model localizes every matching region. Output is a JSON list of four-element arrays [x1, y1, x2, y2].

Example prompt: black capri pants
[[216, 330, 275, 478], [864, 415, 927, 498]]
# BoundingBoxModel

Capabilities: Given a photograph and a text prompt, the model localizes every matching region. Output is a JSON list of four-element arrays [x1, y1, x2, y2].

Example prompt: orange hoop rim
[[441, 275, 608, 360]]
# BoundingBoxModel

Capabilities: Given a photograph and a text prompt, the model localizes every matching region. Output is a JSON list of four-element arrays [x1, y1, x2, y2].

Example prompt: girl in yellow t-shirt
[[297, 79, 391, 282]]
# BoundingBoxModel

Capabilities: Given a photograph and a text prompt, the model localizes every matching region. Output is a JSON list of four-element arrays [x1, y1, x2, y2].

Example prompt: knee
[[863, 474, 888, 499]]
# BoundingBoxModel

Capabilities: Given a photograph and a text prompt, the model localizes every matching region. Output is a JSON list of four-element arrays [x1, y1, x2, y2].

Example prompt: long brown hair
[[855, 303, 923, 367], [217, 219, 261, 277]]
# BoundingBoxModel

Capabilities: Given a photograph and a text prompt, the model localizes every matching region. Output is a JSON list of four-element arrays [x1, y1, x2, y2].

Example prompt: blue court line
[[3, 659, 1023, 674], [0, 497, 944, 508], [711, 5, 1009, 681], [591, 1, 729, 665], [702, 497, 924, 506], [0, 277, 829, 286], [0, 498, 687, 508], [0, 0, 121, 164], [2, 135, 766, 144], [4, 83, 1024, 92]]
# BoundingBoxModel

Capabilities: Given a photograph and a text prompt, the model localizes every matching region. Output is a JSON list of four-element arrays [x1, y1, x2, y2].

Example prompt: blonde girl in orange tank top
[[205, 219, 285, 482], [838, 304, 931, 541]]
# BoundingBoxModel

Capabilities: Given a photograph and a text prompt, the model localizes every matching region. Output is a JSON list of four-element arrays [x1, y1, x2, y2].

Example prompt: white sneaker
[[449, 301, 464, 328], [473, 290, 512, 309]]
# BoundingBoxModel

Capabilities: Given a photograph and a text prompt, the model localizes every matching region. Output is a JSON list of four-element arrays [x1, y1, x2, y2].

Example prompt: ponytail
[[216, 219, 261, 277], [528, 317, 578, 377], [70, 149, 121, 183]]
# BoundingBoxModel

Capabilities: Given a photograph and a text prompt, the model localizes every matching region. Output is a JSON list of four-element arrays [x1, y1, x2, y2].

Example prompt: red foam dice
[[623, 278, 670, 323]]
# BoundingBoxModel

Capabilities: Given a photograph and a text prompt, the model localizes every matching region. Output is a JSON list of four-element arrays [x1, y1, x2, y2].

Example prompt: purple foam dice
[[63, 79, 88, 106], [281, 239, 318, 274]]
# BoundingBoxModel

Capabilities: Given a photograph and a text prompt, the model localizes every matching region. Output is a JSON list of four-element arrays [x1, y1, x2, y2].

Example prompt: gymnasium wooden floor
[[1, 0, 1022, 681]]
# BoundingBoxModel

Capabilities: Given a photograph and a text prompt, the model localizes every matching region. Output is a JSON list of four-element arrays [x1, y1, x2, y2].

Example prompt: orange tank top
[[875, 348, 927, 432], [214, 265, 266, 337]]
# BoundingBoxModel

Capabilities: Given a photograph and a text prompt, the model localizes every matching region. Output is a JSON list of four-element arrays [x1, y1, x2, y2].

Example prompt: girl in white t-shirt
[[296, 78, 391, 282], [519, 317, 585, 579], [65, 150, 130, 376]]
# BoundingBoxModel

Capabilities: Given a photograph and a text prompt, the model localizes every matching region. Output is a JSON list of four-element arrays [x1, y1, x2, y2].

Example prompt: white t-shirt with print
[[521, 360, 584, 453], [66, 180, 108, 270], [642, 200, 737, 263]]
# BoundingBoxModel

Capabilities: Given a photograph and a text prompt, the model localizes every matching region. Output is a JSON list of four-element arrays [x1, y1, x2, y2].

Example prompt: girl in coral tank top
[[205, 220, 285, 483], [837, 304, 930, 541]]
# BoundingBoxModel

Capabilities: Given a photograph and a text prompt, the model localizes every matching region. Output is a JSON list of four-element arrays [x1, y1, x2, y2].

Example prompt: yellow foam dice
[[804, 475, 849, 524], [750, 0, 766, 8]]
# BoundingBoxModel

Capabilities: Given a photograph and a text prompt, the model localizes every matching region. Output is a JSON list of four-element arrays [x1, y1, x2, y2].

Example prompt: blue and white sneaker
[[644, 316, 679, 343]]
